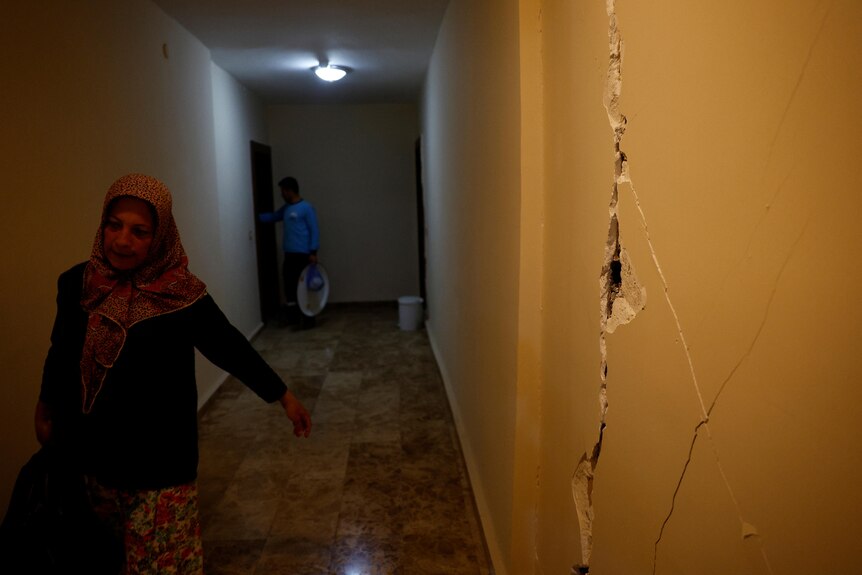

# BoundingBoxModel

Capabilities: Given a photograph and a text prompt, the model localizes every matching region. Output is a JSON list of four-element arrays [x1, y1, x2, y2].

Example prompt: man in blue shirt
[[259, 177, 320, 328]]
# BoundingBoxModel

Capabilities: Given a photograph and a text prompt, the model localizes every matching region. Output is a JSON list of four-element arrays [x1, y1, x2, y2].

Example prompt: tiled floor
[[196, 303, 493, 575]]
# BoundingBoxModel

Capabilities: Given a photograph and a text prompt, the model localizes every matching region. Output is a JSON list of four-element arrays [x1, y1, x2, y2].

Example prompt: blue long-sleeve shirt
[[259, 199, 320, 254]]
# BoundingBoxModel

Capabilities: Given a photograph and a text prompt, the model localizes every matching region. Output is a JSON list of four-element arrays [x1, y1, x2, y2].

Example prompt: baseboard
[[426, 320, 504, 575]]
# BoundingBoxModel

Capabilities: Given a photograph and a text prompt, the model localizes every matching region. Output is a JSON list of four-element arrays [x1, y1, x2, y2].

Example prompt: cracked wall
[[422, 1, 862, 572], [571, 5, 647, 567], [540, 0, 862, 574]]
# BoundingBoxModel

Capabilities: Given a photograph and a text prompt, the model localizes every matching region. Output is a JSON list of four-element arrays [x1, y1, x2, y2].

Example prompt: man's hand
[[279, 391, 312, 438]]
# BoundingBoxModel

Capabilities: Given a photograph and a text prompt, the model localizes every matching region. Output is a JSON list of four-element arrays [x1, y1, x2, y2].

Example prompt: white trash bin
[[398, 296, 424, 331]]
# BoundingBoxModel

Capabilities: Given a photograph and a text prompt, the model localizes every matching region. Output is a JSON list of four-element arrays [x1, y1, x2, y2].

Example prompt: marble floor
[[196, 303, 494, 575]]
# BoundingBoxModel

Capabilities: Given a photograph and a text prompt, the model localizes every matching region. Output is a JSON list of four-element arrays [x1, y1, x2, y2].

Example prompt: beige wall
[[422, 0, 522, 569], [211, 63, 270, 340], [0, 0, 267, 512], [266, 104, 421, 304], [538, 3, 609, 571], [425, 0, 862, 573], [544, 1, 862, 572], [5, 0, 861, 571]]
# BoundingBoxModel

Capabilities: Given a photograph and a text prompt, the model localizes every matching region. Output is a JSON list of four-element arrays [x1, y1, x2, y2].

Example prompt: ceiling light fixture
[[313, 63, 348, 82]]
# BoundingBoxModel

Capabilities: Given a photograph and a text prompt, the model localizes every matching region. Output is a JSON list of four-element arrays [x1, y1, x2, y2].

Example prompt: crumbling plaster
[[539, 0, 862, 574]]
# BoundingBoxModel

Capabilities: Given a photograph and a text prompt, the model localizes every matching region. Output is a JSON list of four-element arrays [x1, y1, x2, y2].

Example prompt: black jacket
[[39, 263, 287, 490]]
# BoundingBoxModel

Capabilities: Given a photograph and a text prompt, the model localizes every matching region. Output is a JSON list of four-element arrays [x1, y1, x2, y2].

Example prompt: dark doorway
[[415, 137, 427, 309], [250, 141, 280, 322]]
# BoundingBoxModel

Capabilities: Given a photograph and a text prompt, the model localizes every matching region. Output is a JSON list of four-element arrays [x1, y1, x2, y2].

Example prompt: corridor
[[196, 303, 493, 574]]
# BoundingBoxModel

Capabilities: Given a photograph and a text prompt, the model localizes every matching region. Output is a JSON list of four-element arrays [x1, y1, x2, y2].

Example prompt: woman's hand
[[278, 391, 312, 438], [34, 400, 53, 446]]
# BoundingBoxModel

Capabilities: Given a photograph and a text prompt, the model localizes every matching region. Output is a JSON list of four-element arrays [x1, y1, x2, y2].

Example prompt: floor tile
[[197, 303, 493, 574]]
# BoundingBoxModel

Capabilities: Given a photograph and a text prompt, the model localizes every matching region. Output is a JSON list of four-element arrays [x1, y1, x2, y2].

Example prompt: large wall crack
[[571, 2, 646, 573], [575, 2, 778, 575]]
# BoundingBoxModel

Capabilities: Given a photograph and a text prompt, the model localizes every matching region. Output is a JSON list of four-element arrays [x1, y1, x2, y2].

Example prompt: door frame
[[250, 141, 280, 322]]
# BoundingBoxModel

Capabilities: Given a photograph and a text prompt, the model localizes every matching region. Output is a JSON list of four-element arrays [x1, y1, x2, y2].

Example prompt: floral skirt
[[86, 478, 204, 575]]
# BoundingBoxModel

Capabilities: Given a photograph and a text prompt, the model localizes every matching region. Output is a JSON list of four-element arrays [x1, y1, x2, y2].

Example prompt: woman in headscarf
[[35, 173, 311, 573]]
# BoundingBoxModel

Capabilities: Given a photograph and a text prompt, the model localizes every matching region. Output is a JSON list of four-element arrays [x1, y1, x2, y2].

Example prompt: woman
[[35, 173, 311, 573]]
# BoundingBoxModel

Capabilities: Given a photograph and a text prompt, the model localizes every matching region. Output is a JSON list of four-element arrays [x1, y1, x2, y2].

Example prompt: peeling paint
[[605, 245, 646, 334], [571, 423, 605, 571], [570, 2, 631, 571], [742, 522, 759, 539], [578, 2, 778, 574]]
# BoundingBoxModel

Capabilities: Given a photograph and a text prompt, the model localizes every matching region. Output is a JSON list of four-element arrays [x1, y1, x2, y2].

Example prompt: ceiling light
[[313, 64, 348, 82]]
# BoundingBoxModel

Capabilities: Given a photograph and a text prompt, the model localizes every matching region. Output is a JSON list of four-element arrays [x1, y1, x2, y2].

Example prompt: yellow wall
[[540, 2, 619, 571], [0, 0, 262, 512], [511, 0, 544, 572], [422, 0, 522, 569], [426, 0, 862, 573], [542, 0, 862, 572]]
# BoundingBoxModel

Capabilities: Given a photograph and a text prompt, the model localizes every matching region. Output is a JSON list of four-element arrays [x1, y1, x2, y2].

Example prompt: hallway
[[196, 303, 493, 574]]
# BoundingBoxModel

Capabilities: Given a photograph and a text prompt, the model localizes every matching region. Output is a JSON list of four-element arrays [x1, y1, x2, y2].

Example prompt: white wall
[[210, 62, 269, 339], [267, 104, 421, 304], [0, 0, 269, 513]]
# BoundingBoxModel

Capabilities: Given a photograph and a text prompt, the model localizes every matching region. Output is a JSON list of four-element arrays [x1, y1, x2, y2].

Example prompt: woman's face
[[103, 197, 155, 271]]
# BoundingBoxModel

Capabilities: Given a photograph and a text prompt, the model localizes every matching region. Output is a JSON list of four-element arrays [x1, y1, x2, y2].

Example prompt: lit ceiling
[[151, 0, 451, 104]]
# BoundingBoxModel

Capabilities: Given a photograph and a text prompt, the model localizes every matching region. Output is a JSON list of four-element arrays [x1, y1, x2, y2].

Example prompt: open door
[[250, 141, 280, 322]]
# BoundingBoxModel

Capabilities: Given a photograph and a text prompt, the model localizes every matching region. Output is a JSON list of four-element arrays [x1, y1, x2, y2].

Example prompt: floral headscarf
[[79, 173, 206, 413]]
